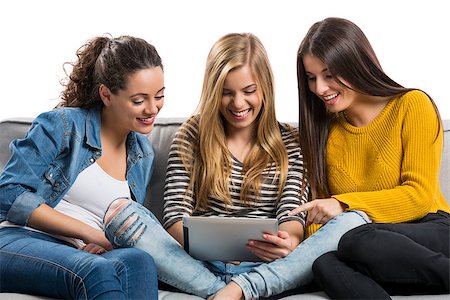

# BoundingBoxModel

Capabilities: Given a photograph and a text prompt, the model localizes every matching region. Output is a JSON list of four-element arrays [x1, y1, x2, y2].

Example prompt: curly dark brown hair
[[58, 35, 162, 108]]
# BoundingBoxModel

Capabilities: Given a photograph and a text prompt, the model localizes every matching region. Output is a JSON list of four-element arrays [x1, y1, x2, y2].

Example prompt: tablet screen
[[183, 216, 278, 262]]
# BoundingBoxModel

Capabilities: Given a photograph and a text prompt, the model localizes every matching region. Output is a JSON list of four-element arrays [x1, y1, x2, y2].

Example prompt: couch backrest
[[1, 118, 449, 222]]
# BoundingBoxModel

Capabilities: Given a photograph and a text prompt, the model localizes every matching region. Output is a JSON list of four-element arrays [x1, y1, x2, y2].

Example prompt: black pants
[[312, 211, 450, 299]]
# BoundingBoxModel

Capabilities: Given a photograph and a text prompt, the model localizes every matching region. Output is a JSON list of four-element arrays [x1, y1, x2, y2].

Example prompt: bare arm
[[279, 220, 304, 248], [28, 204, 112, 251], [166, 220, 184, 247]]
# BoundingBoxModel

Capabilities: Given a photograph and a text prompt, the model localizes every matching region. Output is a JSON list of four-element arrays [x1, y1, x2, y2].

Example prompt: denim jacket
[[0, 106, 154, 225]]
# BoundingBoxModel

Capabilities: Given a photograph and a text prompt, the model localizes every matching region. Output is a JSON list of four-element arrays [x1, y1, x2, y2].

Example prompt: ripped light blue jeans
[[232, 210, 370, 299], [103, 198, 226, 298], [104, 199, 369, 299]]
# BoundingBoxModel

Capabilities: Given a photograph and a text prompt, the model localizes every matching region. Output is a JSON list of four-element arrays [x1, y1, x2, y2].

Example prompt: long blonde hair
[[184, 33, 289, 210]]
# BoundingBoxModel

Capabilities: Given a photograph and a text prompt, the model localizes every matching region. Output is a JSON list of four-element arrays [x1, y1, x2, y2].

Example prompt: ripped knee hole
[[105, 198, 145, 241]]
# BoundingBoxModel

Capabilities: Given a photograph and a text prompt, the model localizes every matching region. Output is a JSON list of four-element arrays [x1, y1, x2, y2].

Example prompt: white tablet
[[182, 216, 278, 262]]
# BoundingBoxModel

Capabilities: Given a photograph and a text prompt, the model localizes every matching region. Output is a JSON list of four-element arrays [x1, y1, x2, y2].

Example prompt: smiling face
[[303, 54, 359, 114], [220, 65, 263, 135], [101, 66, 165, 135]]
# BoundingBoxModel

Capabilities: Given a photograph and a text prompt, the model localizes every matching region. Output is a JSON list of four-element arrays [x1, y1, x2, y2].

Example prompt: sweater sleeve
[[333, 90, 444, 223]]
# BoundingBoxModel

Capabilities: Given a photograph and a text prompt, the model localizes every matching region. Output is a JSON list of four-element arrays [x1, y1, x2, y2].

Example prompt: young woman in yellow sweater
[[290, 17, 450, 298]]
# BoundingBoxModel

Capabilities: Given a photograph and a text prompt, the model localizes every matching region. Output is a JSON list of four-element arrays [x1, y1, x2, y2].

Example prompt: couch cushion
[[1, 117, 450, 221], [0, 118, 35, 173], [142, 118, 450, 222], [1, 117, 449, 300], [145, 118, 187, 221]]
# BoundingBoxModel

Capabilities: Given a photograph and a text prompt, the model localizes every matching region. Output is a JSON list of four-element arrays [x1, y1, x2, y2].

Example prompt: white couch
[[1, 117, 449, 299]]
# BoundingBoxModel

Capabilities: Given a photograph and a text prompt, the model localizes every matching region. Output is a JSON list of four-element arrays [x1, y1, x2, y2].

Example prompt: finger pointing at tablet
[[288, 198, 348, 226]]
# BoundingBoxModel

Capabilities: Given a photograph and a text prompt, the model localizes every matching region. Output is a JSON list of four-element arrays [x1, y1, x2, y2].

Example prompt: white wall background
[[1, 0, 449, 123]]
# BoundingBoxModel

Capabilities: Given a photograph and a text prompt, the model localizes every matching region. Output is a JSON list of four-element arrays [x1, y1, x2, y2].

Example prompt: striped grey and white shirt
[[162, 117, 309, 229]]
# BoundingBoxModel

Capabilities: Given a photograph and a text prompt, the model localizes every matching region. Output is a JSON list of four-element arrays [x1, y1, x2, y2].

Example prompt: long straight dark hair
[[296, 17, 441, 199]]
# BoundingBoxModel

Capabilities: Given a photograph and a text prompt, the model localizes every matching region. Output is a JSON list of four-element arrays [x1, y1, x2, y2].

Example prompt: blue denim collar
[[85, 106, 102, 150], [84, 106, 148, 162], [127, 133, 146, 167]]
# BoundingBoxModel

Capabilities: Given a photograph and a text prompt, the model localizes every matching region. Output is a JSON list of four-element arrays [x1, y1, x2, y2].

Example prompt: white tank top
[[1, 162, 131, 248], [56, 162, 130, 230]]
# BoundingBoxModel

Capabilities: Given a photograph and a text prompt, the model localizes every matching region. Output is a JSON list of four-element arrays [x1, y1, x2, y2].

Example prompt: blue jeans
[[104, 199, 369, 299], [103, 199, 227, 298], [0, 227, 158, 299], [204, 261, 262, 283], [231, 210, 370, 299]]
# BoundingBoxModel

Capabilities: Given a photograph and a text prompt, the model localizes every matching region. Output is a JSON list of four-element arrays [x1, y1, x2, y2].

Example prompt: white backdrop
[[1, 0, 449, 123]]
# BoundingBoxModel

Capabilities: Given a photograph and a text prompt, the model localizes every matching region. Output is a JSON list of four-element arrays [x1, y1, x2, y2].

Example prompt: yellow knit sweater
[[306, 90, 449, 236]]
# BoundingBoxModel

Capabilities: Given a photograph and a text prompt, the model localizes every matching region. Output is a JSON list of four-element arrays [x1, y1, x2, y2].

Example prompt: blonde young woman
[[162, 32, 307, 298], [102, 33, 368, 300]]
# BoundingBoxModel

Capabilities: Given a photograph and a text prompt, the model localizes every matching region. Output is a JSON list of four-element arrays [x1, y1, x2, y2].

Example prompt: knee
[[113, 248, 156, 273], [104, 198, 147, 247], [312, 251, 338, 280], [111, 248, 157, 282], [84, 256, 119, 279], [104, 197, 132, 226], [338, 224, 377, 261], [133, 250, 157, 284], [77, 257, 123, 297], [112, 249, 158, 298]]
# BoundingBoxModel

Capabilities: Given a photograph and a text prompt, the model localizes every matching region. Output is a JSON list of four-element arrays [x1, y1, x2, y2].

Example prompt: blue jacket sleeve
[[0, 110, 66, 225]]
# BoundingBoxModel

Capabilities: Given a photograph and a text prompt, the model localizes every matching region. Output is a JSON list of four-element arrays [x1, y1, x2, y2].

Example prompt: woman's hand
[[81, 228, 113, 251], [28, 204, 113, 251], [79, 243, 108, 254], [289, 198, 347, 226], [246, 230, 294, 262]]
